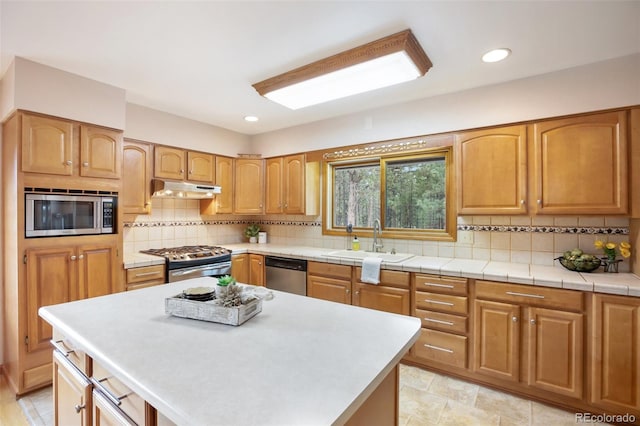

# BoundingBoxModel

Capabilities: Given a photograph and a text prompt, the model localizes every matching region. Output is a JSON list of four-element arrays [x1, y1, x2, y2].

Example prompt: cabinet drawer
[[355, 268, 410, 288], [52, 331, 90, 375], [415, 274, 467, 295], [415, 308, 467, 334], [92, 359, 146, 425], [308, 261, 351, 280], [476, 280, 584, 311], [415, 291, 468, 315], [126, 264, 165, 285], [413, 329, 467, 368]]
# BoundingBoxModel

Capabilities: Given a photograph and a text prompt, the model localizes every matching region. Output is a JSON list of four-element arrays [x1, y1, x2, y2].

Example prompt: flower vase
[[602, 255, 621, 273], [216, 284, 229, 299], [249, 236, 257, 243]]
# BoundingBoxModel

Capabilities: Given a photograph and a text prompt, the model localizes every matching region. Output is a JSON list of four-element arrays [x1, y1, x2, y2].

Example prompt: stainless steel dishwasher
[[265, 256, 307, 296]]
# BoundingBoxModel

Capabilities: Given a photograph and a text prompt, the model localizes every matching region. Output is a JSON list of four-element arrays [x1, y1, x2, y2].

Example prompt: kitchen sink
[[323, 250, 414, 263]]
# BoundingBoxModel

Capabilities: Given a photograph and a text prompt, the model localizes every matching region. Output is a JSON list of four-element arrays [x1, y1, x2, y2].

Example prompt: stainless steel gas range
[[140, 245, 232, 283]]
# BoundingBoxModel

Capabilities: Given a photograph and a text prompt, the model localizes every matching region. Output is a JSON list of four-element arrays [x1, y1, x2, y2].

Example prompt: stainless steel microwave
[[25, 192, 116, 237]]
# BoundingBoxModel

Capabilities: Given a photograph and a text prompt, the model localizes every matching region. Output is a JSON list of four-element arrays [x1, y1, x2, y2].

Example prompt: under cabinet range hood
[[151, 179, 221, 199]]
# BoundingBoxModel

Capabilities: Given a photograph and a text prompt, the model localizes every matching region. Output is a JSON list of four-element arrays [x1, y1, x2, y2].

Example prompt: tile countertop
[[124, 244, 640, 298]]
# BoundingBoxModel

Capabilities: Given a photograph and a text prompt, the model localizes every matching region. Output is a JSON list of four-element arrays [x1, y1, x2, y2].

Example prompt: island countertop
[[39, 278, 421, 425]]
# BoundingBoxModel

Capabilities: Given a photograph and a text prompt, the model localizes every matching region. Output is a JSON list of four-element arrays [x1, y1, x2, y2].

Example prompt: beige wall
[[251, 53, 640, 157], [124, 103, 251, 157]]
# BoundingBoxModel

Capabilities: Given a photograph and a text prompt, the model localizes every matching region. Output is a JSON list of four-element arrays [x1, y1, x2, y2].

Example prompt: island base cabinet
[[92, 390, 136, 426], [54, 350, 92, 426], [345, 365, 398, 426], [591, 294, 640, 417]]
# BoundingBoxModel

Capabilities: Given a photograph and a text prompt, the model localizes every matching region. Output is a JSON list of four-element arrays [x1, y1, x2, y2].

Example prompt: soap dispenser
[[352, 235, 360, 251]]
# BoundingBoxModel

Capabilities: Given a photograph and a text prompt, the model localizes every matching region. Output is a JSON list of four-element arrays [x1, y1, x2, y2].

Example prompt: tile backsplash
[[124, 199, 631, 271]]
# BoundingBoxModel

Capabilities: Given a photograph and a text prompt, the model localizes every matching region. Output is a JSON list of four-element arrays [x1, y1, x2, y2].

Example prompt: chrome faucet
[[372, 219, 384, 253]]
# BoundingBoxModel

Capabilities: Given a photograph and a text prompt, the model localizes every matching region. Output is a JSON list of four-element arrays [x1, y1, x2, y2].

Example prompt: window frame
[[322, 146, 456, 242]]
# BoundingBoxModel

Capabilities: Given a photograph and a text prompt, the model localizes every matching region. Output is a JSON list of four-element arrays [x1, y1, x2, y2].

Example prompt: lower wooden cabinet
[[231, 254, 249, 283], [591, 293, 640, 417], [307, 261, 352, 304], [53, 350, 92, 426], [353, 268, 410, 315], [125, 264, 165, 291]]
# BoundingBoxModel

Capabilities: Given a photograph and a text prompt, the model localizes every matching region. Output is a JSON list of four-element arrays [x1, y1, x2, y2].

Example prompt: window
[[324, 147, 455, 241]]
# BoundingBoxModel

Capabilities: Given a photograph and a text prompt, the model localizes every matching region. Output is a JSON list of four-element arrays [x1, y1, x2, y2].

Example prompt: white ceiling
[[1, 1, 639, 135]]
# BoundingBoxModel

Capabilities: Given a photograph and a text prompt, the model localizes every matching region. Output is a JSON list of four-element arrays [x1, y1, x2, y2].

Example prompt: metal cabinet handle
[[51, 339, 75, 357], [78, 255, 84, 260], [537, 199, 541, 204], [135, 271, 159, 277], [65, 160, 72, 165], [82, 162, 89, 167], [512, 316, 518, 322], [74, 404, 85, 413], [70, 255, 77, 261], [424, 283, 454, 289], [346, 289, 350, 294], [90, 377, 129, 407], [530, 318, 536, 325], [425, 299, 454, 306], [424, 318, 454, 326], [424, 344, 453, 353], [506, 291, 544, 299], [520, 199, 525, 205]]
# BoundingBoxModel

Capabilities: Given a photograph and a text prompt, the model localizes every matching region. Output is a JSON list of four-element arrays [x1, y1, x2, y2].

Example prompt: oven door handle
[[173, 265, 218, 276]]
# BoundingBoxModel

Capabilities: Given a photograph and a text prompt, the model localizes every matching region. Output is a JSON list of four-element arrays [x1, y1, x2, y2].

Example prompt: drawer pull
[[424, 282, 454, 289], [51, 340, 75, 357], [505, 291, 545, 299], [424, 344, 453, 353], [74, 404, 85, 413], [134, 271, 161, 277], [424, 318, 455, 326], [425, 299, 454, 306], [91, 377, 130, 407]]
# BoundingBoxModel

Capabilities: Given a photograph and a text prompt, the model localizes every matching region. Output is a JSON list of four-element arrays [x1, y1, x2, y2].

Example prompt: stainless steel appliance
[[140, 245, 232, 283], [25, 188, 116, 238], [265, 256, 307, 296]]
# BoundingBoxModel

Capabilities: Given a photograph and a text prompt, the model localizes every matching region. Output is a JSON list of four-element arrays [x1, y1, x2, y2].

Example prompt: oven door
[[167, 261, 232, 283]]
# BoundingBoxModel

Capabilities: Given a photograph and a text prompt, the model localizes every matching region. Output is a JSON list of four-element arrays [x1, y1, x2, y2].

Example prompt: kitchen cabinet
[[456, 125, 527, 214], [201, 155, 234, 214], [234, 158, 264, 214], [125, 264, 165, 291], [265, 154, 320, 215], [307, 261, 352, 304], [53, 350, 92, 426], [231, 254, 249, 283], [21, 112, 122, 181], [410, 275, 469, 369], [474, 280, 584, 399], [591, 294, 640, 417], [122, 140, 152, 215], [154, 146, 214, 183], [352, 268, 410, 315], [249, 254, 265, 286], [532, 111, 628, 214], [26, 240, 120, 354]]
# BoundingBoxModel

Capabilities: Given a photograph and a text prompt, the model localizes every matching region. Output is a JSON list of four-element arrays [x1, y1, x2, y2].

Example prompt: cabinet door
[[77, 242, 119, 299], [353, 283, 410, 315], [214, 156, 234, 214], [187, 151, 214, 183], [591, 294, 640, 414], [527, 307, 583, 399], [53, 351, 92, 426], [249, 254, 265, 286], [307, 274, 351, 304], [231, 254, 249, 284], [26, 247, 78, 352], [122, 141, 152, 215], [473, 299, 520, 382], [154, 146, 185, 180], [533, 111, 628, 214], [79, 125, 122, 179], [265, 157, 283, 214], [234, 159, 264, 214], [456, 125, 527, 214], [21, 114, 74, 175], [283, 154, 305, 214], [92, 390, 137, 426]]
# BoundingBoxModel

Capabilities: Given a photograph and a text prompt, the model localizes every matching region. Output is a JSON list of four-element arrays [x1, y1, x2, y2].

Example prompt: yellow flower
[[605, 242, 616, 250], [621, 242, 631, 250], [594, 240, 605, 249], [620, 248, 631, 258]]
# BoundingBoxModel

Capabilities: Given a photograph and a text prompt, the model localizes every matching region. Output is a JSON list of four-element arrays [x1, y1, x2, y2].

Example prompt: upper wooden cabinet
[[201, 155, 234, 214], [266, 154, 319, 215], [21, 113, 122, 180], [532, 111, 628, 214], [456, 125, 527, 214], [154, 146, 214, 183], [122, 140, 152, 215], [234, 158, 264, 214]]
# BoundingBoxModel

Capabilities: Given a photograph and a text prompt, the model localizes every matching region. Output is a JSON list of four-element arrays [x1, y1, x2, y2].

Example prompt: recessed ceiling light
[[482, 48, 511, 63], [244, 115, 259, 122]]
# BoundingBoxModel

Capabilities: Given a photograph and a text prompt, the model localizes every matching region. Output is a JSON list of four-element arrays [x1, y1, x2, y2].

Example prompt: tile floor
[[12, 365, 611, 426]]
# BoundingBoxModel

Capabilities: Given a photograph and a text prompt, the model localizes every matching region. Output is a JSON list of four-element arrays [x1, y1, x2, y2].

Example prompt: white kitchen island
[[39, 278, 421, 426]]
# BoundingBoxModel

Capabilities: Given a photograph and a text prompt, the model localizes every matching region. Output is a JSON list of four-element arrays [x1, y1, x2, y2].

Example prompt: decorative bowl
[[556, 256, 601, 273]]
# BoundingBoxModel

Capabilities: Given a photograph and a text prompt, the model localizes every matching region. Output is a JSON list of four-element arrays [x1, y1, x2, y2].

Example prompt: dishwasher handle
[[265, 256, 307, 271]]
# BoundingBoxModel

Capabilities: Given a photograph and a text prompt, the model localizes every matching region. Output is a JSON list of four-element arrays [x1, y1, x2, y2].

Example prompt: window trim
[[322, 146, 456, 242]]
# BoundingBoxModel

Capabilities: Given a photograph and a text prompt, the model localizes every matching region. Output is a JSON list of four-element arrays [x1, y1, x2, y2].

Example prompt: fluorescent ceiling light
[[482, 48, 511, 63], [244, 115, 259, 122], [252, 30, 432, 110]]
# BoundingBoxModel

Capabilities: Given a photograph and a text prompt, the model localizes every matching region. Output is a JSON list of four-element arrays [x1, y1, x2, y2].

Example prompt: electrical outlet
[[458, 232, 474, 245]]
